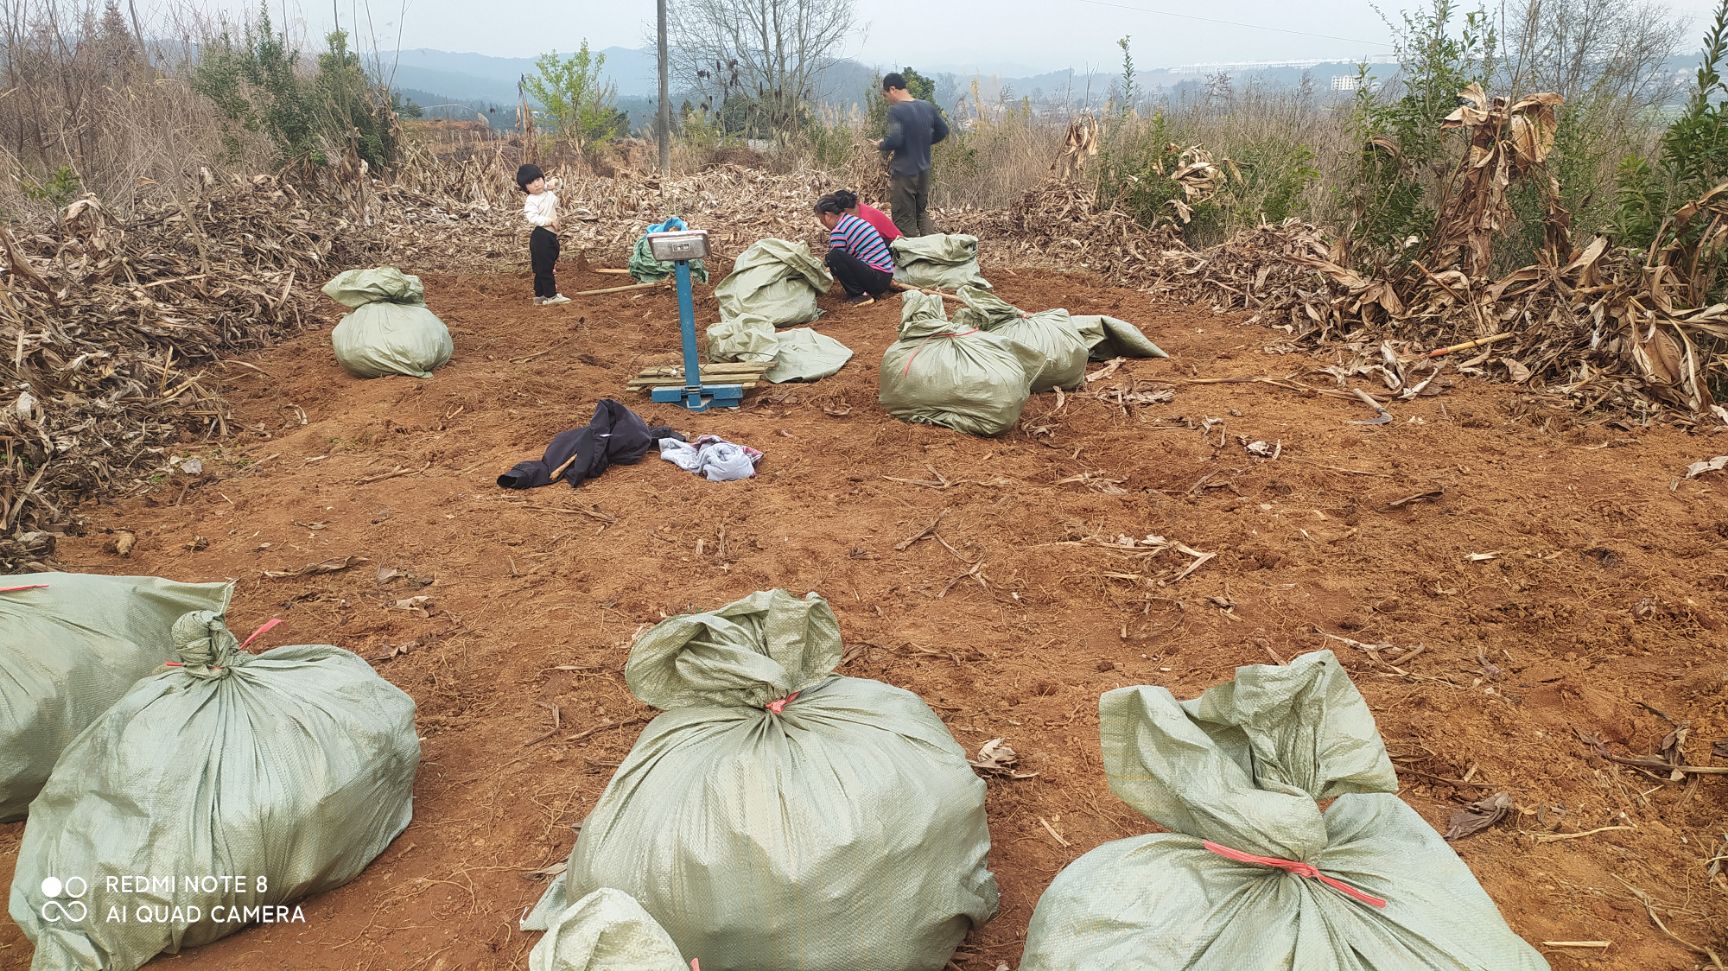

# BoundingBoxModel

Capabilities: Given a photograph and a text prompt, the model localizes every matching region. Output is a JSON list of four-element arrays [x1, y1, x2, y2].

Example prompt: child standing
[[517, 163, 570, 306], [815, 194, 895, 306]]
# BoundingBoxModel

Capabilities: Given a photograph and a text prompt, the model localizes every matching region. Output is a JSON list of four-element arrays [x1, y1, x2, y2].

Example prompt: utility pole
[[657, 0, 671, 178]]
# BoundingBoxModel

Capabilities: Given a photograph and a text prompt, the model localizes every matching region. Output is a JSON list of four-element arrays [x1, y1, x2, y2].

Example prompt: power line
[[1068, 0, 1396, 50]]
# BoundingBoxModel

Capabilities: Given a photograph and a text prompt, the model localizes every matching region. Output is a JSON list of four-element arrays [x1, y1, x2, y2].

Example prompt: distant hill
[[384, 47, 1706, 131]]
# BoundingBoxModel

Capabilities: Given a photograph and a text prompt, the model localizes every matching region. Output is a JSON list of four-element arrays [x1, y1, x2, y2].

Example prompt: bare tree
[[667, 0, 855, 135], [1503, 0, 1685, 109]]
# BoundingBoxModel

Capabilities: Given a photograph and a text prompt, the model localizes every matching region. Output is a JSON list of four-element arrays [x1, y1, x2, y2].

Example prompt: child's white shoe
[[543, 294, 571, 306], [533, 297, 546, 305]]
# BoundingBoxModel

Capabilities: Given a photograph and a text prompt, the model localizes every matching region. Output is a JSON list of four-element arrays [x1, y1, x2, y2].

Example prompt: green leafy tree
[[192, 7, 402, 170], [1345, 0, 1497, 265], [316, 29, 399, 169], [1616, 0, 1728, 250], [193, 5, 319, 165], [522, 42, 624, 148]]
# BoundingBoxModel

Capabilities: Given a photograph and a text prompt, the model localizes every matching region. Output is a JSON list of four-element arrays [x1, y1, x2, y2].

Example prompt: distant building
[[1332, 75, 1362, 92]]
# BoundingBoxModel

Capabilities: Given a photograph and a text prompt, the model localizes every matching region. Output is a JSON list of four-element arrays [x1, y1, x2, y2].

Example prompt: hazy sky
[[172, 0, 1728, 73]]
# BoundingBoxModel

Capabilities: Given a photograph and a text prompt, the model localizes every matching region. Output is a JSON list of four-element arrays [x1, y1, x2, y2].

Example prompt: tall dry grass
[[0, 0, 277, 220]]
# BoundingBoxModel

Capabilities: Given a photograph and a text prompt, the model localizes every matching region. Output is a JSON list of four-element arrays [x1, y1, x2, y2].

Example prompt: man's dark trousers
[[889, 170, 937, 238], [825, 249, 893, 297]]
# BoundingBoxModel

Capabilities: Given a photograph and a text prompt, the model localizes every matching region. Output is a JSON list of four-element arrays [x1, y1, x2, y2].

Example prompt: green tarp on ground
[[1071, 314, 1169, 360], [706, 315, 853, 384], [952, 286, 1089, 392], [531, 889, 690, 971], [879, 291, 1041, 436], [523, 590, 998, 971], [713, 239, 831, 327], [891, 234, 991, 291], [1020, 651, 1549, 971], [10, 612, 420, 971], [322, 267, 454, 378], [0, 574, 232, 821]]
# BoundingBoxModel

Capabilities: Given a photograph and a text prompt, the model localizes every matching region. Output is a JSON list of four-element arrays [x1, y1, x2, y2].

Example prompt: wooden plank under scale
[[632, 361, 771, 375], [628, 377, 763, 390]]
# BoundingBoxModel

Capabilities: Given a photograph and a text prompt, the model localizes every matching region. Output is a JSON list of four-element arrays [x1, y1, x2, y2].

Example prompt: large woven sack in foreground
[[1020, 651, 1548, 971], [0, 574, 232, 821], [9, 612, 419, 971], [322, 267, 454, 378], [523, 589, 998, 971], [713, 239, 832, 327], [952, 286, 1089, 391], [891, 234, 991, 290], [879, 291, 1041, 436], [531, 888, 694, 971]]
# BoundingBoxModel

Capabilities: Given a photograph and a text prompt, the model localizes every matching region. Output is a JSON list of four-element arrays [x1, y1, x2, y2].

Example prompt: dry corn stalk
[[1052, 116, 1100, 180], [1430, 84, 1567, 278]]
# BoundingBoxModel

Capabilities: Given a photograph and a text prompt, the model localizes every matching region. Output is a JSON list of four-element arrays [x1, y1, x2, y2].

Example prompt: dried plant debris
[[1684, 455, 1728, 479], [1444, 792, 1514, 841], [262, 555, 367, 579], [1060, 532, 1216, 585], [969, 738, 1038, 780]]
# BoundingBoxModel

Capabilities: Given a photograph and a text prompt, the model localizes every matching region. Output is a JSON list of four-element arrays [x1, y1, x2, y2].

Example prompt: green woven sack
[[713, 239, 831, 327], [952, 286, 1089, 391], [322, 267, 454, 378], [1070, 314, 1169, 361], [0, 573, 232, 821], [1020, 651, 1548, 971], [879, 291, 1041, 436], [524, 590, 998, 971], [890, 234, 991, 290], [9, 612, 419, 971], [531, 889, 693, 971]]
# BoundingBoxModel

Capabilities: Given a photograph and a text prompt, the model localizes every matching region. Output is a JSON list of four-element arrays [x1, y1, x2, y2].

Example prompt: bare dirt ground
[[3, 264, 1726, 970]]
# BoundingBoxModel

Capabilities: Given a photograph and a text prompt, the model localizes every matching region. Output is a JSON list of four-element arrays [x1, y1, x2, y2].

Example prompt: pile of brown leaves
[[947, 177, 1184, 281], [1001, 84, 1728, 419], [0, 175, 402, 571]]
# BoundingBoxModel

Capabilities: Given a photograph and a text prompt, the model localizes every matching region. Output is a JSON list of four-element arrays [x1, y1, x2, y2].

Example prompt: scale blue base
[[653, 258, 743, 412]]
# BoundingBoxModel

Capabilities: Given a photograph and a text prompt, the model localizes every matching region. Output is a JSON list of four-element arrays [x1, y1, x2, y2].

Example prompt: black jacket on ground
[[497, 399, 682, 489]]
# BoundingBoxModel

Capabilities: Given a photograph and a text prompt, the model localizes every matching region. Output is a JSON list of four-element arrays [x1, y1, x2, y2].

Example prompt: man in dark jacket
[[877, 72, 949, 238]]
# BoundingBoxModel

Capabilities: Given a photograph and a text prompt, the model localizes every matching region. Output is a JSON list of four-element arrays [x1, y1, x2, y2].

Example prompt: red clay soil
[[3, 265, 1727, 971]]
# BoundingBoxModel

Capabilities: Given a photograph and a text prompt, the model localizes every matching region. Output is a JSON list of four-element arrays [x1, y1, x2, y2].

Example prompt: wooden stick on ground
[[887, 280, 965, 305], [1427, 332, 1512, 359], [570, 280, 670, 297]]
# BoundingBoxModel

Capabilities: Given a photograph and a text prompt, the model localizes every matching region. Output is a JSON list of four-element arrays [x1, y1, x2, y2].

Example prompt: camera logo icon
[[39, 877, 89, 923]]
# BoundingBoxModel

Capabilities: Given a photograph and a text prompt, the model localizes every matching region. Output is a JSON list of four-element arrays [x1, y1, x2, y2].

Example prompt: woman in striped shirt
[[831, 188, 901, 244], [816, 194, 896, 306]]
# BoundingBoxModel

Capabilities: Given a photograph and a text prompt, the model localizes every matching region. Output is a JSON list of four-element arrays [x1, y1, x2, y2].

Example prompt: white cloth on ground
[[658, 435, 762, 482]]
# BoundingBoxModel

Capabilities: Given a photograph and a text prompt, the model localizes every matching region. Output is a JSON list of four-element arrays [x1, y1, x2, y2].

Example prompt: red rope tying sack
[[900, 328, 981, 377], [0, 584, 49, 593], [764, 691, 800, 714], [1202, 840, 1388, 909]]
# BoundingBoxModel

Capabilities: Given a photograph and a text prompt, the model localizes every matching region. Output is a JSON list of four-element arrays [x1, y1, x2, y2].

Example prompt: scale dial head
[[647, 229, 710, 262]]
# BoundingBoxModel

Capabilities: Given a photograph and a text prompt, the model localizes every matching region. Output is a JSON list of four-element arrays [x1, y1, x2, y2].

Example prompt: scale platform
[[629, 360, 771, 408]]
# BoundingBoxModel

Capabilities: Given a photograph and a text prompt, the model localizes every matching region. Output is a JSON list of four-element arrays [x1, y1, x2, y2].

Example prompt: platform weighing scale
[[645, 228, 742, 412]]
